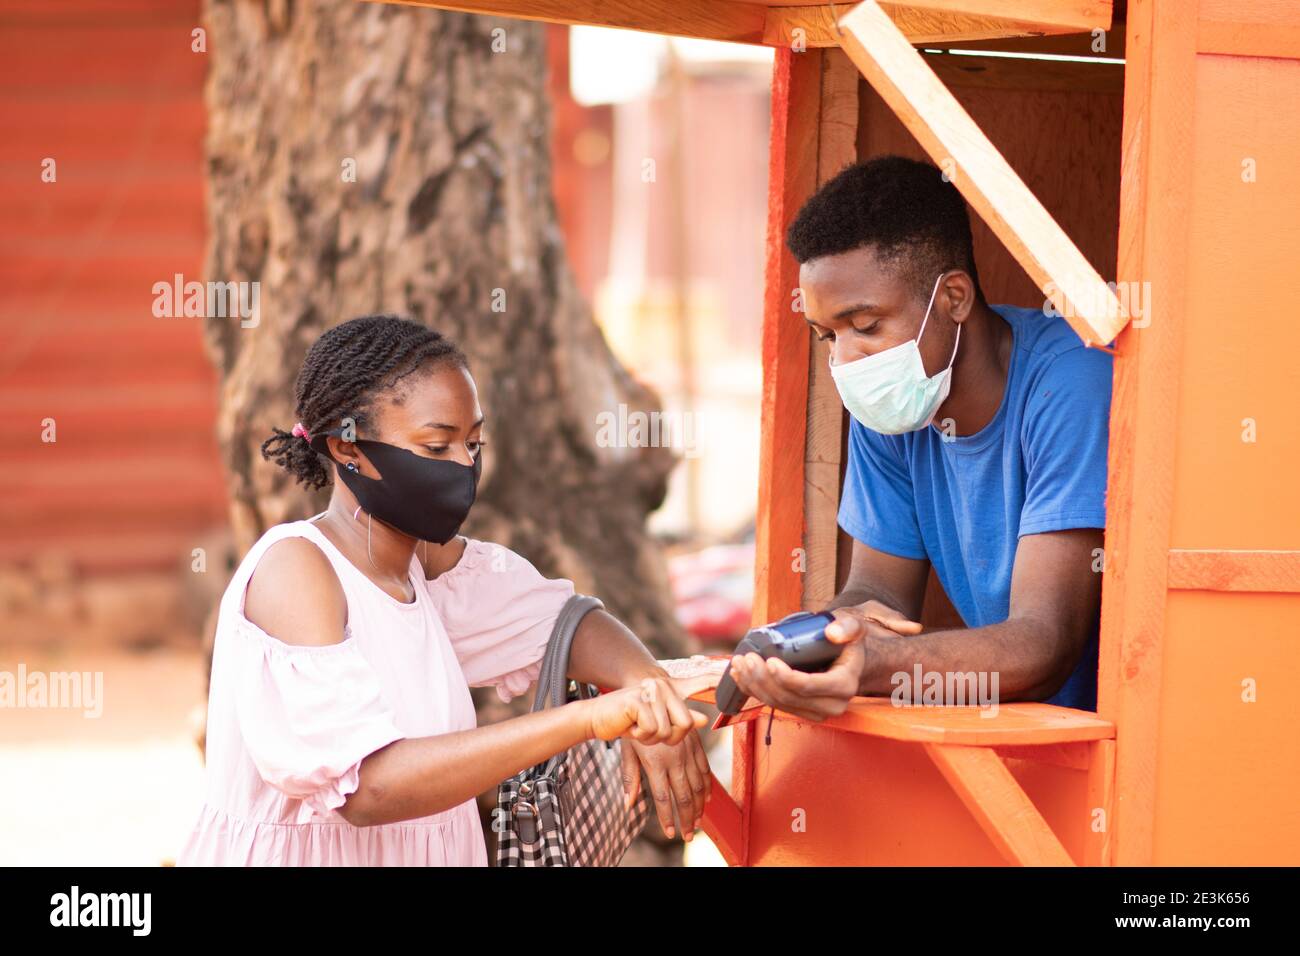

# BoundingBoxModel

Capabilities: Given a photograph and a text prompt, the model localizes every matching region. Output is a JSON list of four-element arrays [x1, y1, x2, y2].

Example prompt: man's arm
[[824, 538, 930, 621], [852, 528, 1101, 698], [727, 528, 1102, 721]]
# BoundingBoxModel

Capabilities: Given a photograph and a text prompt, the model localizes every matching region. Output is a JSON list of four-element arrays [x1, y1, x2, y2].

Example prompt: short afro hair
[[786, 155, 982, 303]]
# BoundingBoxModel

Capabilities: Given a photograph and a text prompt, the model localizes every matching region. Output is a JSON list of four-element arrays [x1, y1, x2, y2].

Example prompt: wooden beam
[[754, 46, 821, 628], [764, 2, 1090, 49], [899, 0, 1111, 33], [1167, 549, 1300, 593], [697, 773, 746, 866], [728, 45, 825, 868], [1096, 0, 1197, 867], [942, 24, 1126, 56], [713, 694, 1115, 746], [369, 0, 768, 44], [994, 741, 1092, 771], [924, 50, 1124, 94], [1084, 738, 1115, 866], [836, 0, 1128, 346], [926, 743, 1077, 865], [802, 48, 858, 611], [1196, 19, 1300, 60]]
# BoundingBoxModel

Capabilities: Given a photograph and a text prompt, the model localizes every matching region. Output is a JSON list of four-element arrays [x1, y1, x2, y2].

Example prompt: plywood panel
[[746, 719, 1095, 865], [1154, 591, 1300, 864], [1170, 54, 1300, 551]]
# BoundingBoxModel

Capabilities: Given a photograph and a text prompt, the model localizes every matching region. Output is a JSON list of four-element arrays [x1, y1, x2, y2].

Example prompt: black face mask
[[313, 434, 481, 544]]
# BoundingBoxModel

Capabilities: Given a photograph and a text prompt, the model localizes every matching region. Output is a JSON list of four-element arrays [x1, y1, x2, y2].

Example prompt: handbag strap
[[530, 593, 605, 714]]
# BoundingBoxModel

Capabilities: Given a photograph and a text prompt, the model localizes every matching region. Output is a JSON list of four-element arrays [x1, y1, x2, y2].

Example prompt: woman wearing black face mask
[[178, 314, 714, 867]]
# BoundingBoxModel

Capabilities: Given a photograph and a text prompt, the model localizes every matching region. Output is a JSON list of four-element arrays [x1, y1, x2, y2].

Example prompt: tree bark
[[201, 0, 685, 660]]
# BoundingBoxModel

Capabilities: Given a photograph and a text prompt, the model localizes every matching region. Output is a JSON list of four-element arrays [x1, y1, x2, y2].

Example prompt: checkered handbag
[[495, 594, 650, 866]]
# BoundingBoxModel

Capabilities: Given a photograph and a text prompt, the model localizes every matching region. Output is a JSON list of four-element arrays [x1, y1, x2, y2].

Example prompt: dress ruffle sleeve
[[423, 540, 575, 703], [231, 618, 406, 820]]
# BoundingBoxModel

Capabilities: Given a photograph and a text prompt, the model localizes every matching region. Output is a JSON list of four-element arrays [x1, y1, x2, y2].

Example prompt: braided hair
[[261, 314, 468, 489]]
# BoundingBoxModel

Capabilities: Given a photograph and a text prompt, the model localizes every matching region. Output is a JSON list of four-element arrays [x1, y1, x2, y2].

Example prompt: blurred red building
[[0, 0, 225, 643]]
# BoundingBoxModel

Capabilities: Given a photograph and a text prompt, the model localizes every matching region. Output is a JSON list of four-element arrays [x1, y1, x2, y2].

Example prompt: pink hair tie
[[291, 422, 311, 441]]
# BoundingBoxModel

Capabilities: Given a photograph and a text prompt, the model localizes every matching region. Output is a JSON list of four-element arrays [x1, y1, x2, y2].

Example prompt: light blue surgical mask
[[828, 272, 960, 435]]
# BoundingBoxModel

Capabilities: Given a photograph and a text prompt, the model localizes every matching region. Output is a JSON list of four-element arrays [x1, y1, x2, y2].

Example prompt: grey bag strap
[[530, 594, 605, 714]]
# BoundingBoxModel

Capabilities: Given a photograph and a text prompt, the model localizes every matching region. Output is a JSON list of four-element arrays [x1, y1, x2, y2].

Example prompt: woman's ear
[[324, 435, 370, 477]]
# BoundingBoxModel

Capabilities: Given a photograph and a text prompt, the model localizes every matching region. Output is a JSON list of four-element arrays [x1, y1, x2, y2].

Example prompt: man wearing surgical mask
[[727, 156, 1112, 719]]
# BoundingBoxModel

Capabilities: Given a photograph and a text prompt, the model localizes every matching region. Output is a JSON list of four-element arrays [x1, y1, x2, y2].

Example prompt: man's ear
[[942, 271, 978, 324]]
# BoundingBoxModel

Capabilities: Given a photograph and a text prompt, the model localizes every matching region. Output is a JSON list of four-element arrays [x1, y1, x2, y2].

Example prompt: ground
[[0, 642, 729, 866], [0, 643, 206, 866]]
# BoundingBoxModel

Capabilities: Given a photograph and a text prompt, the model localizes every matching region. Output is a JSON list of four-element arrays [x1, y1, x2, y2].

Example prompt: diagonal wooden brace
[[925, 743, 1076, 865], [836, 0, 1128, 348]]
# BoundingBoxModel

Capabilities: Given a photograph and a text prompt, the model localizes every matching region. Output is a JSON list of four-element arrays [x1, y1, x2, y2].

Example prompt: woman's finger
[[641, 756, 676, 837], [668, 671, 721, 701], [619, 738, 643, 810], [627, 692, 658, 742], [667, 763, 697, 838], [688, 732, 713, 801], [659, 680, 697, 745], [645, 681, 672, 743], [681, 740, 709, 826]]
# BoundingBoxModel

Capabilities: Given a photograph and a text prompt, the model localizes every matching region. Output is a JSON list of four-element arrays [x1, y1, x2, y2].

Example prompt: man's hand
[[728, 600, 921, 722], [824, 599, 923, 644], [727, 640, 866, 722]]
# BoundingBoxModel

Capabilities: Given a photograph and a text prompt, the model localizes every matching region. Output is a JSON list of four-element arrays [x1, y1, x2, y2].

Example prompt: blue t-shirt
[[837, 304, 1112, 711]]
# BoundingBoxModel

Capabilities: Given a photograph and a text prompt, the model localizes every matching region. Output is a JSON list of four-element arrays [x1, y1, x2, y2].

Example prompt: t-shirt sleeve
[[1018, 345, 1113, 536], [837, 419, 927, 560], [423, 540, 574, 703]]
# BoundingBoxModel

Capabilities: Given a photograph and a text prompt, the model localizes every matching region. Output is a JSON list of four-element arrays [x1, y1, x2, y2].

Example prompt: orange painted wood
[[373, 0, 769, 43], [994, 742, 1092, 771], [1197, 19, 1300, 59], [702, 692, 1115, 745], [924, 744, 1077, 866], [745, 722, 1049, 864], [754, 45, 821, 628], [371, 0, 1108, 48], [1167, 549, 1300, 593], [802, 48, 858, 611], [894, 0, 1111, 32], [1197, 0, 1300, 59], [762, 2, 1089, 48], [1156, 593, 1300, 864], [722, 45, 825, 867], [1096, 0, 1196, 866], [697, 773, 745, 866], [836, 0, 1127, 347], [1084, 738, 1115, 866]]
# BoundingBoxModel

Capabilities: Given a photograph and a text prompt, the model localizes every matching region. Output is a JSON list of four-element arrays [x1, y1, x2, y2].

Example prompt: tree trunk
[[202, 0, 683, 653], [201, 0, 692, 861]]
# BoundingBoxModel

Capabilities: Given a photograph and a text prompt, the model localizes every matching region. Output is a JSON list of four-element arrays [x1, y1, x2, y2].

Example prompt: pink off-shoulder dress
[[177, 514, 574, 866]]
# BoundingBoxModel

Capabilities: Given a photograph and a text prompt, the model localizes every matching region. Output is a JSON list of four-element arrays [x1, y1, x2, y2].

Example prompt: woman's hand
[[585, 674, 713, 744], [622, 734, 712, 841]]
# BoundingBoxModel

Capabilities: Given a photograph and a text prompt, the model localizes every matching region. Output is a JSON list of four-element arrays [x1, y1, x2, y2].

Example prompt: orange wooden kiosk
[[383, 0, 1300, 866]]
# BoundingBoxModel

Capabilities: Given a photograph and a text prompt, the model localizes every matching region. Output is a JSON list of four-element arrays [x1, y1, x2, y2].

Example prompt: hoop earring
[[366, 512, 378, 571]]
